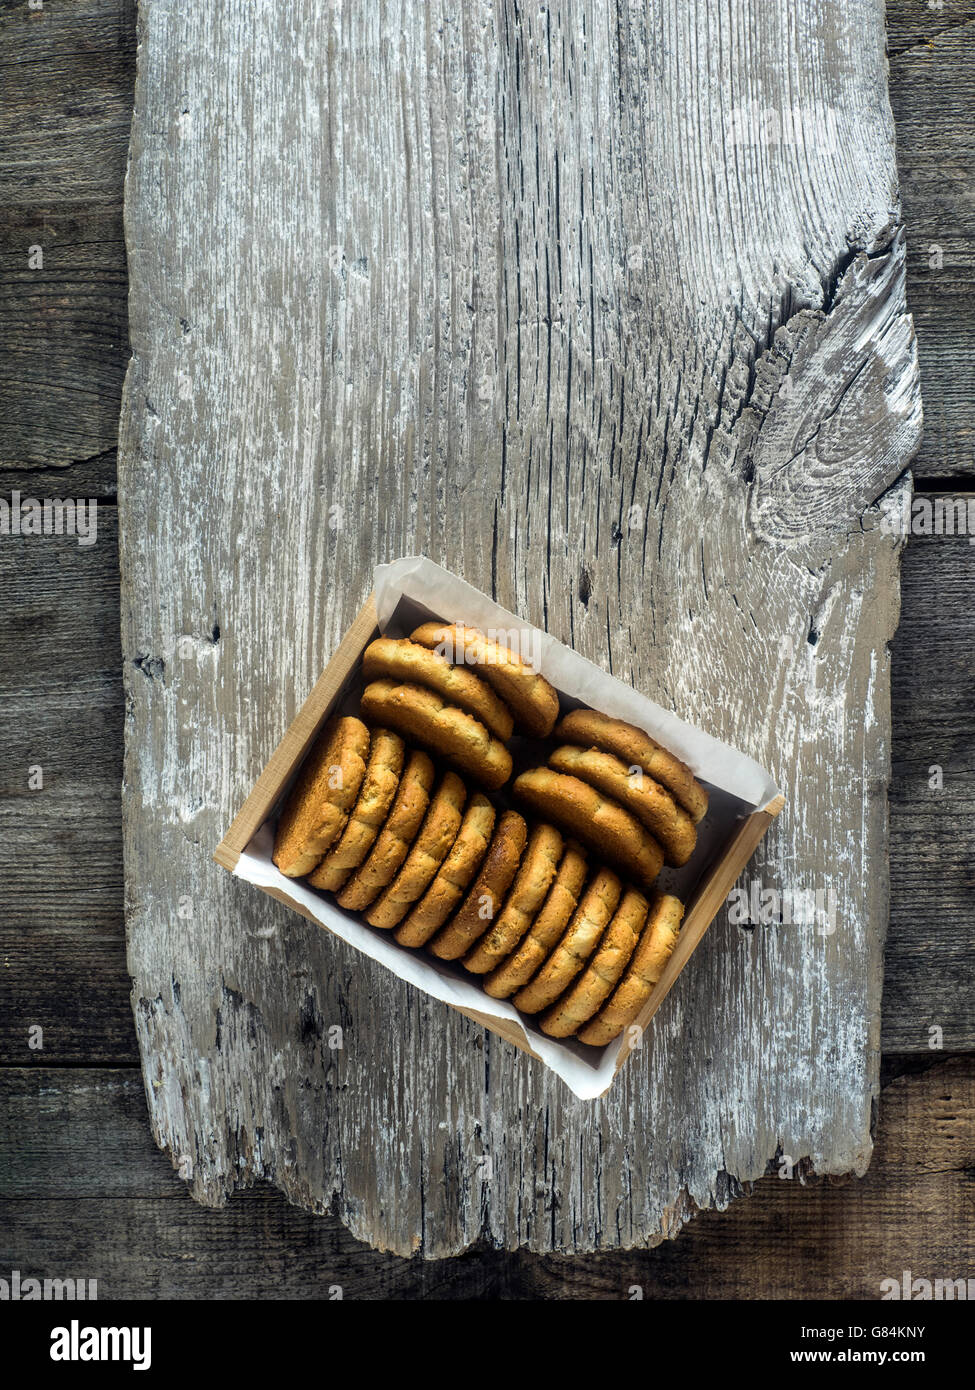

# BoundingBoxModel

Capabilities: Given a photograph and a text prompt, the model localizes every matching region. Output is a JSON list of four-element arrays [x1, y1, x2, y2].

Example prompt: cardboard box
[[215, 557, 783, 1098]]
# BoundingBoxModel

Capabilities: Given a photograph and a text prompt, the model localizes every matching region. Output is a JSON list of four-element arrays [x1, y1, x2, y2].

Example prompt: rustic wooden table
[[1, 0, 972, 1294]]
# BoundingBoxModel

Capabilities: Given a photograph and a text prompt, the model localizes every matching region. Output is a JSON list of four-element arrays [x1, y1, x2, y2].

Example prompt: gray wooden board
[[117, 0, 925, 1255], [0, 0, 136, 471]]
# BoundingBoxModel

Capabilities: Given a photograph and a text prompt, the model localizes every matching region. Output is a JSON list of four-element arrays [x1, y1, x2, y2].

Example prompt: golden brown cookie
[[410, 622, 559, 738], [512, 767, 663, 888], [427, 811, 527, 960], [512, 868, 622, 1014], [360, 679, 512, 790], [576, 892, 685, 1047], [272, 716, 370, 878], [364, 772, 467, 929], [462, 822, 564, 974], [335, 750, 435, 911], [362, 637, 514, 742], [307, 728, 405, 892], [549, 744, 697, 866], [483, 842, 589, 998], [554, 708, 707, 823], [395, 794, 496, 948], [538, 887, 647, 1037]]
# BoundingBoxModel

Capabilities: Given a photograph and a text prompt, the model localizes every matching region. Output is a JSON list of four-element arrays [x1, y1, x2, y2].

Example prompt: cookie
[[512, 767, 663, 888], [549, 744, 697, 867], [395, 794, 496, 948], [336, 750, 435, 911], [307, 728, 405, 892], [554, 709, 707, 823], [462, 822, 564, 974], [362, 637, 514, 741], [365, 772, 467, 929], [427, 811, 527, 960], [360, 679, 512, 790], [272, 716, 370, 877], [512, 868, 622, 1014], [410, 622, 559, 738], [538, 887, 647, 1037], [482, 842, 589, 998], [576, 892, 685, 1047]]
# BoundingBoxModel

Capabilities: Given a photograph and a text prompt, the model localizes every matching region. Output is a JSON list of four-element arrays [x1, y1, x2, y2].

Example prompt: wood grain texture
[[0, 0, 136, 473], [888, 1, 975, 478], [885, 508, 975, 1051], [0, 513, 133, 1066], [117, 0, 922, 1255], [1, 1057, 971, 1297]]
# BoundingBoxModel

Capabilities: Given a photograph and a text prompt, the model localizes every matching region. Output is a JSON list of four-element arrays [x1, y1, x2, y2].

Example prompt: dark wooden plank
[[0, 454, 118, 501], [0, 1070, 159, 1200], [0, 204, 129, 470], [0, 510, 131, 1065], [0, 0, 135, 476], [887, 0, 975, 51], [886, 505, 975, 1050], [889, 2, 975, 479], [0, 1069, 518, 1298], [0, 937, 136, 1066], [0, 0, 137, 207], [1, 1058, 970, 1296], [0, 455, 117, 500], [0, 1193, 521, 1301]]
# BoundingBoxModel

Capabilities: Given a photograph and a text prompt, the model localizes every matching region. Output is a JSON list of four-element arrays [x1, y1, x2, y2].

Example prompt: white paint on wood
[[119, 0, 921, 1255]]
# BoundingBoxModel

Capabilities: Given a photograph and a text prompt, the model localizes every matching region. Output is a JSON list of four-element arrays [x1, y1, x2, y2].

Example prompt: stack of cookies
[[271, 622, 708, 1047]]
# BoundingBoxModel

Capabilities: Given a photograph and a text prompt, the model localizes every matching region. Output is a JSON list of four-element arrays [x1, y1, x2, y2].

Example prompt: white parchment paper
[[234, 555, 781, 1099]]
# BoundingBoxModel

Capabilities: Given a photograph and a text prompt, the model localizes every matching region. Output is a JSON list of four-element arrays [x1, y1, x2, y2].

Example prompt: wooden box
[[215, 558, 783, 1098]]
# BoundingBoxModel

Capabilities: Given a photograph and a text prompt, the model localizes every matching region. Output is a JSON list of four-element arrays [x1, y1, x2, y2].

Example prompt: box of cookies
[[215, 556, 783, 1099]]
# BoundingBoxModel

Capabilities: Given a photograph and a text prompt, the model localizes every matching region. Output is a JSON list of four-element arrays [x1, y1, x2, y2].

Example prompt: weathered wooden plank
[[0, 935, 137, 1066], [1, 1058, 971, 1297], [885, 504, 975, 1051], [0, 0, 135, 474], [0, 513, 131, 1065], [888, 3, 975, 478], [0, 1070, 160, 1200], [0, 0, 136, 207], [0, 457, 119, 501], [0, 204, 130, 469], [118, 0, 922, 1256], [886, 0, 975, 50]]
